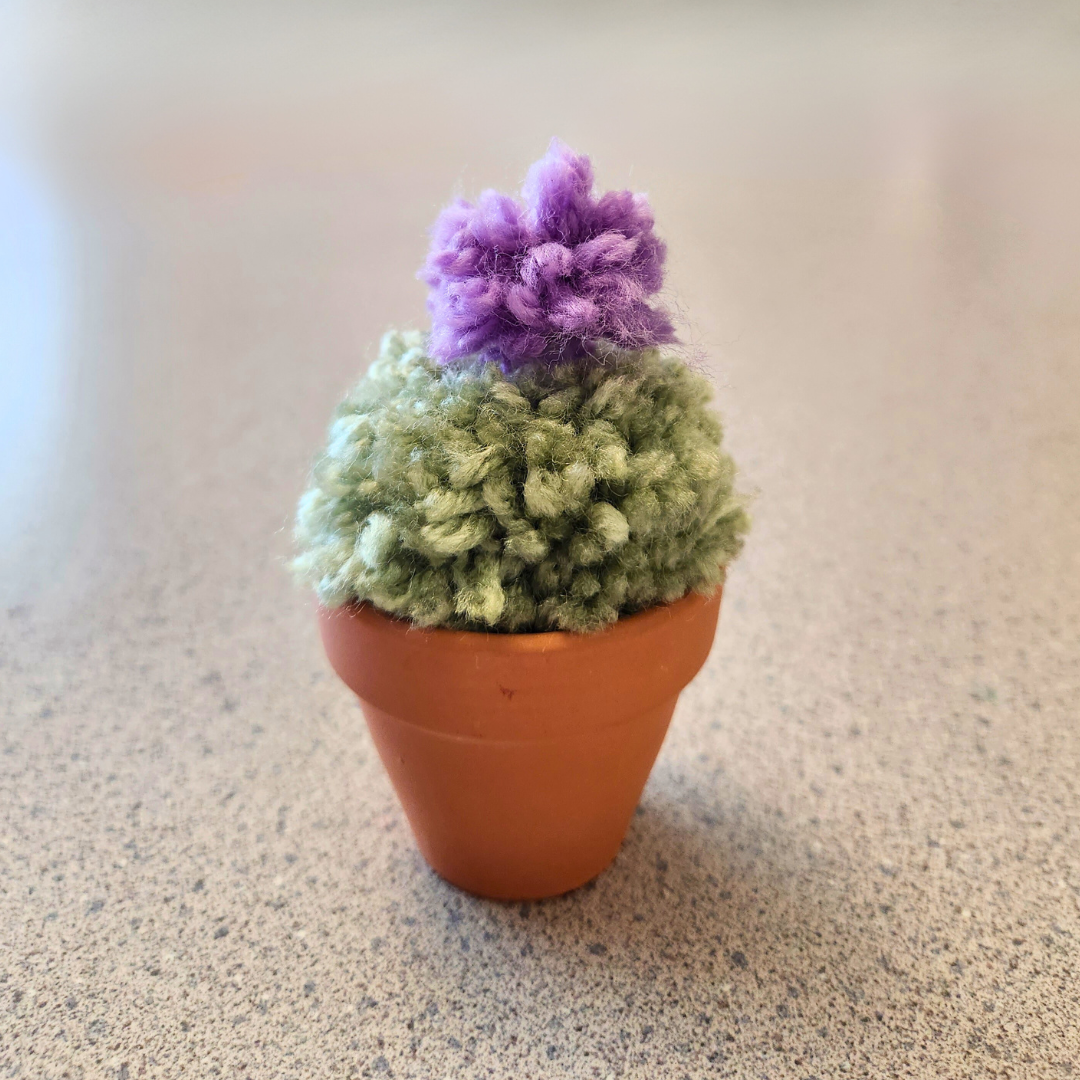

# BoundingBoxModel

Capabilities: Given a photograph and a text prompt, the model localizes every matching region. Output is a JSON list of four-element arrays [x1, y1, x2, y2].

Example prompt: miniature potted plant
[[294, 141, 749, 900]]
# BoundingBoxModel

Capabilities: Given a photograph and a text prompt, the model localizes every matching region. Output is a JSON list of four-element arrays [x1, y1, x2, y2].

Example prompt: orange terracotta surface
[[318, 588, 723, 900]]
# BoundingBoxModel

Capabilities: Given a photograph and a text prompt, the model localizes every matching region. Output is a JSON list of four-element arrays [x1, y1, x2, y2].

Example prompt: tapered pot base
[[360, 696, 679, 899]]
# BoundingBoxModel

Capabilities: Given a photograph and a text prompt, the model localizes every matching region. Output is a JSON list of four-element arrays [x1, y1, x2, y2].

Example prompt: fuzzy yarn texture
[[421, 139, 676, 368], [294, 330, 748, 633]]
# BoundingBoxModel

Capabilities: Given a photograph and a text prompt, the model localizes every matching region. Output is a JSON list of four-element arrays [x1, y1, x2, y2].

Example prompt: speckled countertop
[[2, 3, 1079, 1077]]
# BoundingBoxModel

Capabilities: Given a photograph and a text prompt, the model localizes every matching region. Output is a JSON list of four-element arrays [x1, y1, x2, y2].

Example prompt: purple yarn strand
[[421, 139, 676, 367]]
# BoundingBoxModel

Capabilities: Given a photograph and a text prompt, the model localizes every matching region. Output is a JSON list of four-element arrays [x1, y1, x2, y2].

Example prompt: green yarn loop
[[294, 331, 749, 632]]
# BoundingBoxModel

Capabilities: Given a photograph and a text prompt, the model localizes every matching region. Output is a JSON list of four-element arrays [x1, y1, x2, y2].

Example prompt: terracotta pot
[[318, 586, 723, 900]]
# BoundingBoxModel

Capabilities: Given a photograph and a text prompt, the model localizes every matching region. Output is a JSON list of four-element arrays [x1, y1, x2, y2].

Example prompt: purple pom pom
[[421, 140, 676, 367]]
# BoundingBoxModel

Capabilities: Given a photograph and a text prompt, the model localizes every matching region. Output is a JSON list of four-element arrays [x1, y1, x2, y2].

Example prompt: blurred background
[[2, 2, 1078, 1077], [2, 0, 1078, 611]]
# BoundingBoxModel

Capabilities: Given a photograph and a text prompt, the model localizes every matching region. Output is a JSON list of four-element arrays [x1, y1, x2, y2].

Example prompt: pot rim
[[319, 581, 723, 656], [318, 581, 725, 738]]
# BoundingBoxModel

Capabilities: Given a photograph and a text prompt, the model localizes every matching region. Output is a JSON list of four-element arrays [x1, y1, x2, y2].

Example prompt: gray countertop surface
[[2, 3, 1078, 1077]]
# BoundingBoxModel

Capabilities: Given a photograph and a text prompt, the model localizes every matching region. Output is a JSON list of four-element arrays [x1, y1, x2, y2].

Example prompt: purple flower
[[421, 139, 676, 367]]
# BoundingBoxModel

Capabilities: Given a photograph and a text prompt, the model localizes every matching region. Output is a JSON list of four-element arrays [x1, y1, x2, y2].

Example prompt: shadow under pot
[[318, 586, 723, 901]]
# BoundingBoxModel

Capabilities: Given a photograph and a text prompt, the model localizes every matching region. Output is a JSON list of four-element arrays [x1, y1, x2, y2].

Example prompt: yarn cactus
[[295, 143, 749, 632]]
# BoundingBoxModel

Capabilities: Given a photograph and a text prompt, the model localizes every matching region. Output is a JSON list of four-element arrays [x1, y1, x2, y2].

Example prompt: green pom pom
[[294, 330, 749, 632]]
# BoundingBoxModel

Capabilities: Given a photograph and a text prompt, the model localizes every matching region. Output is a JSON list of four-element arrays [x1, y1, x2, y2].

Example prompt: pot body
[[318, 587, 722, 900]]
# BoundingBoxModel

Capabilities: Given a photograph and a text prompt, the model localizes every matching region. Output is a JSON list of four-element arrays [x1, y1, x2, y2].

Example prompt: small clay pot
[[318, 586, 723, 900]]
